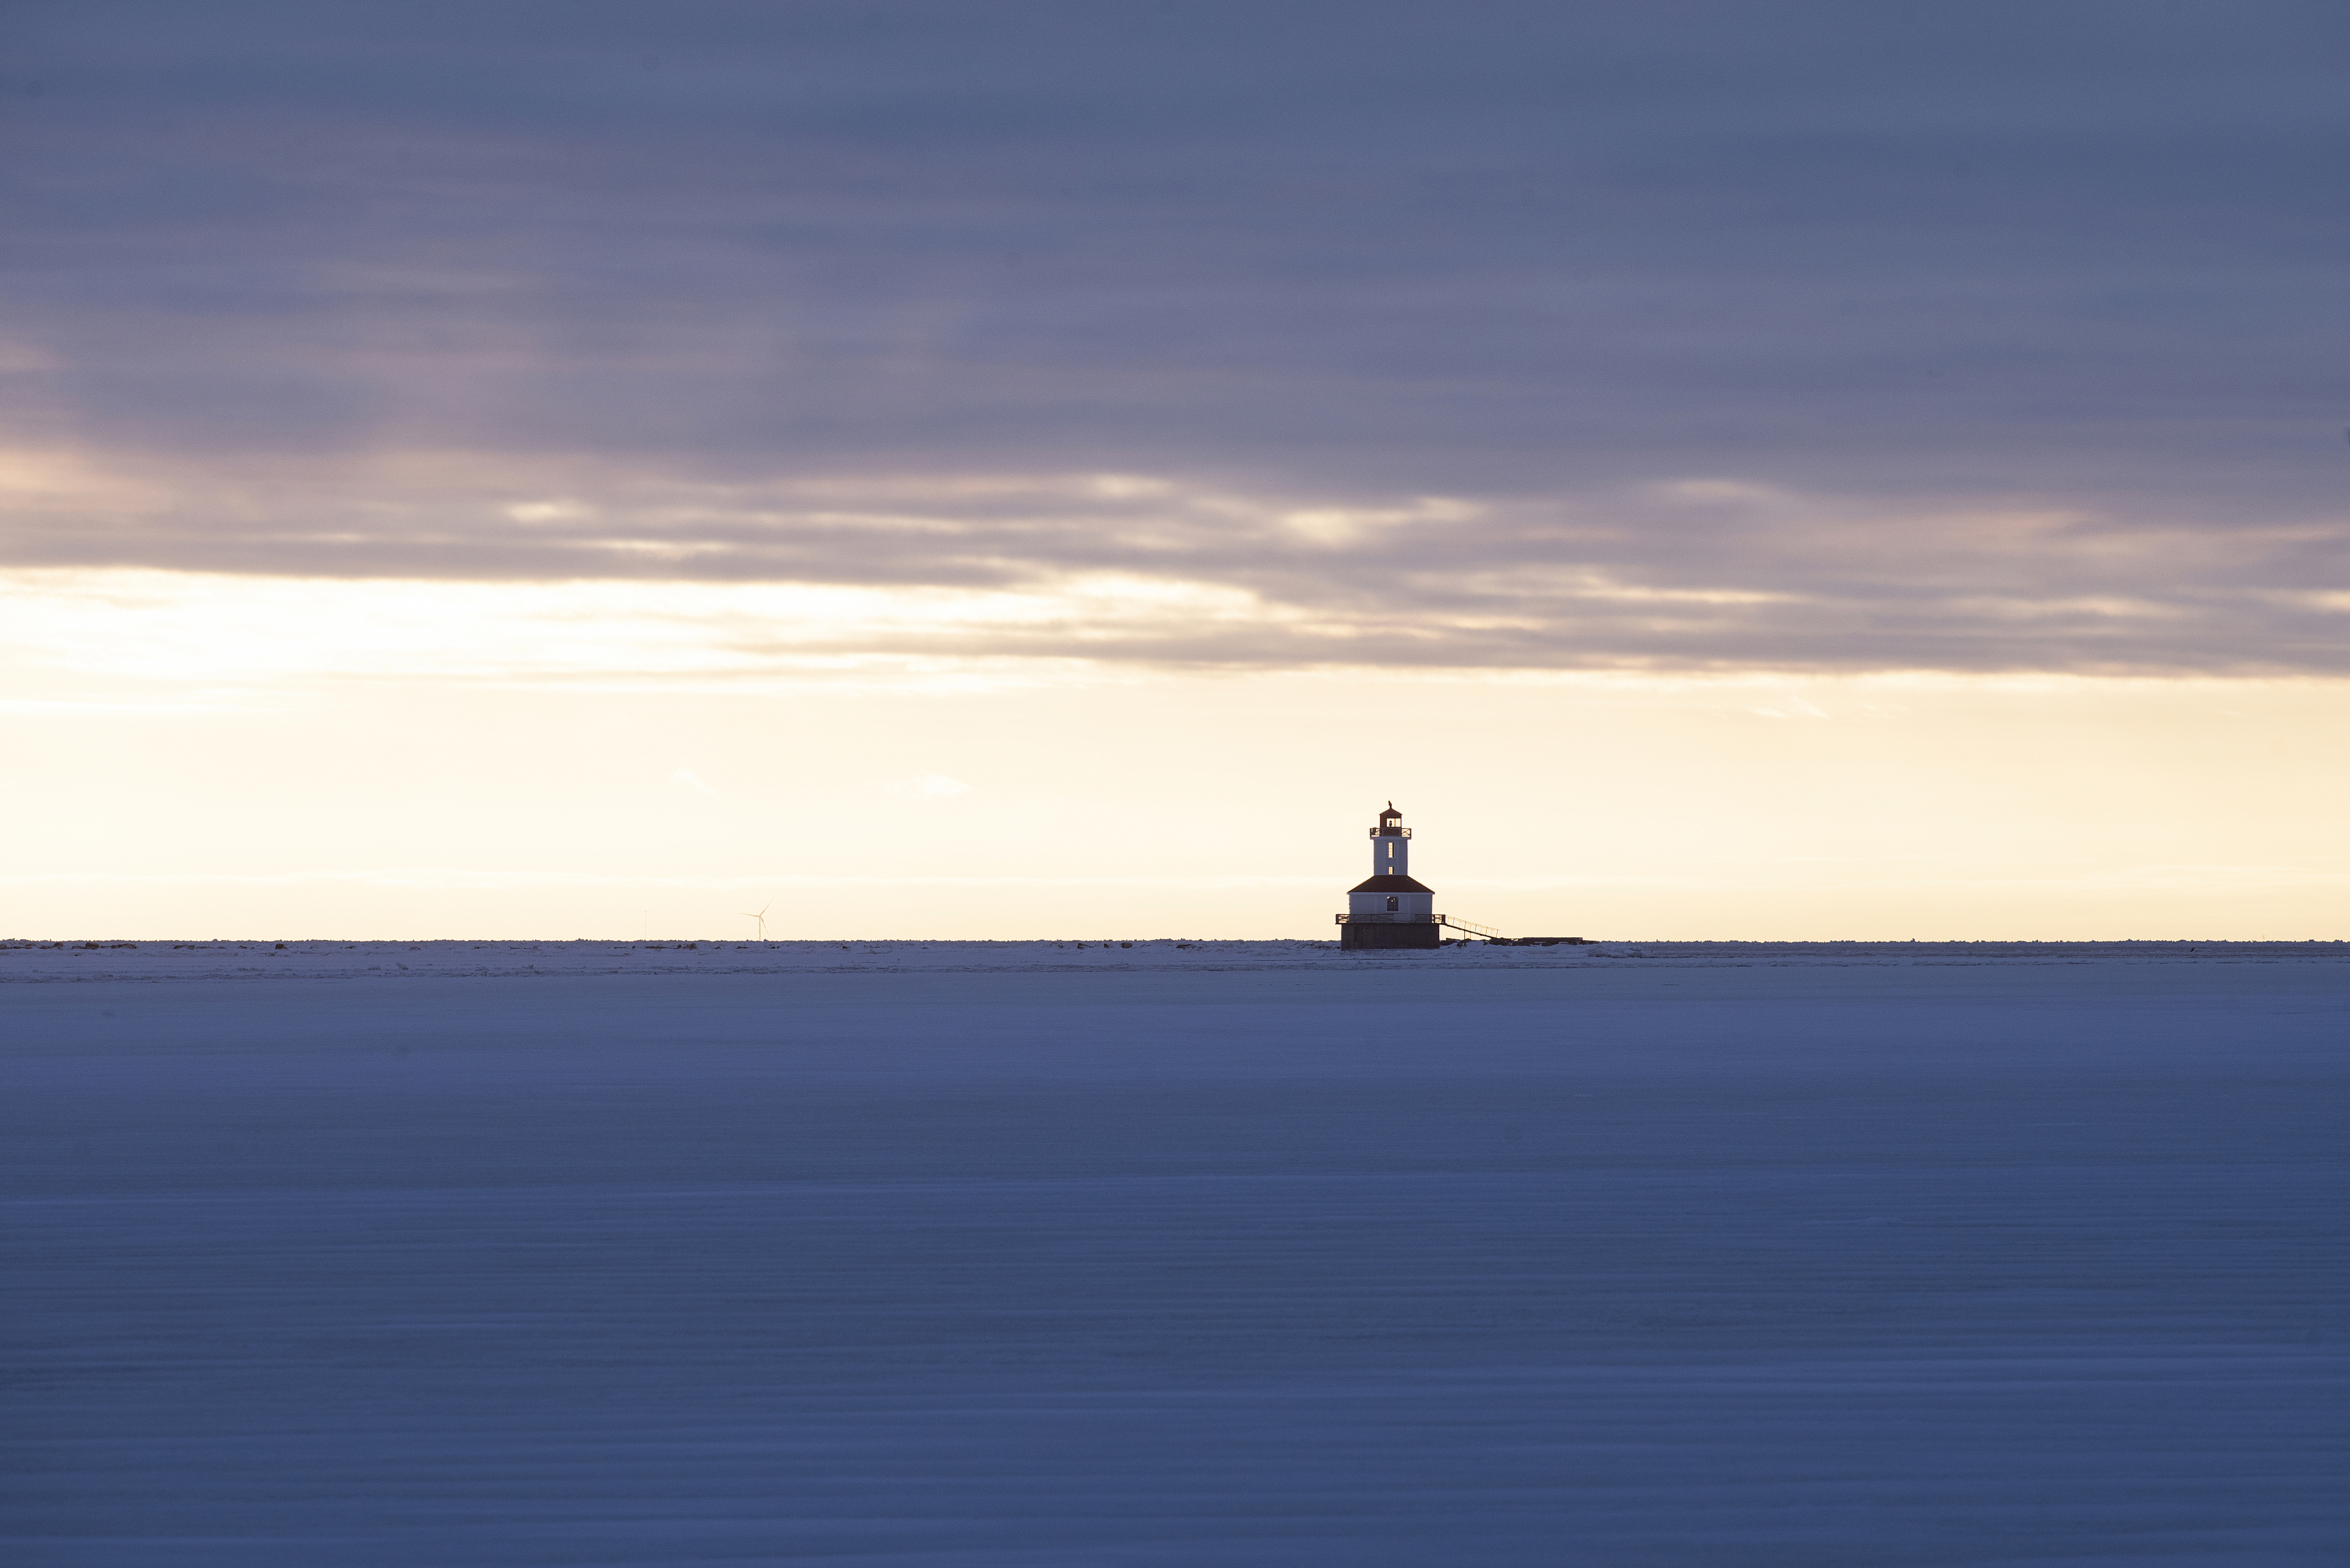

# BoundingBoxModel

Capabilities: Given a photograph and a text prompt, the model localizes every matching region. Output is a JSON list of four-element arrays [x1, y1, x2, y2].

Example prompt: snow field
[[5, 951, 2346, 1564]]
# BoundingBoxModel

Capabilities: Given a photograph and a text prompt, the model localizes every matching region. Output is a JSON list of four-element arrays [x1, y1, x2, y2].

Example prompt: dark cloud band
[[2, 1, 2345, 671]]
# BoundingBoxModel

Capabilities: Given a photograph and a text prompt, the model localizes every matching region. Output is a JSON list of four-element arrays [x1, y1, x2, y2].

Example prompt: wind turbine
[[741, 901, 771, 941]]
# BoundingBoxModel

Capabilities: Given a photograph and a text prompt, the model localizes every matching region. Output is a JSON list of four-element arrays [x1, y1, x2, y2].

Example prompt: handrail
[[1439, 915, 1506, 939], [1333, 912, 1511, 939]]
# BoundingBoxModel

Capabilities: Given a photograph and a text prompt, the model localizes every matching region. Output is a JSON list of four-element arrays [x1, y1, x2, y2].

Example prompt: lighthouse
[[1337, 803, 1442, 949]]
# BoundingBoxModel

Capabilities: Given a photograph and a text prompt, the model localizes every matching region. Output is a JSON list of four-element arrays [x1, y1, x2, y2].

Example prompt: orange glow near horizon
[[3, 566, 2345, 940]]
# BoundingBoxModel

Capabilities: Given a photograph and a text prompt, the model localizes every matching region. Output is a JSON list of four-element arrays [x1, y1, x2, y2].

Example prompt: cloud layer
[[8, 463, 2344, 677], [3, 2, 2346, 673]]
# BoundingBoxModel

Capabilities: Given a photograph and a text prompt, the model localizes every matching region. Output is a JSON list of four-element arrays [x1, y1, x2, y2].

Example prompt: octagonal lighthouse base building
[[1338, 803, 1442, 949]]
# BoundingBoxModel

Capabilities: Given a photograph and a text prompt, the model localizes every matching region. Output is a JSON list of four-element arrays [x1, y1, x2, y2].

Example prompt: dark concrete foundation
[[1339, 921, 1442, 950]]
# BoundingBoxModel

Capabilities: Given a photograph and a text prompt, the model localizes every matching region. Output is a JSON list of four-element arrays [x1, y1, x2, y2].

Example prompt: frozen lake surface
[[7, 942, 2346, 1565]]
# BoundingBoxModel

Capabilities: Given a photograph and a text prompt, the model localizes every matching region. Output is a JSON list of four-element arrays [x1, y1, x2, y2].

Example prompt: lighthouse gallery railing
[[1332, 913, 1518, 941]]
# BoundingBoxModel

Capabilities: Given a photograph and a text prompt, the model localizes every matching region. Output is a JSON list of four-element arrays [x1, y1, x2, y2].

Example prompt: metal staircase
[[1439, 915, 1507, 940]]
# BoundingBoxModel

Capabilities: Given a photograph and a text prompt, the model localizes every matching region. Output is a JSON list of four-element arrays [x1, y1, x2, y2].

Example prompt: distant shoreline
[[5, 937, 2344, 986]]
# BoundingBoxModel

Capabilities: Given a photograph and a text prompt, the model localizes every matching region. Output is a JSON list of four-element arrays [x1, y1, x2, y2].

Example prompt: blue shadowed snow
[[5, 944, 2346, 1565]]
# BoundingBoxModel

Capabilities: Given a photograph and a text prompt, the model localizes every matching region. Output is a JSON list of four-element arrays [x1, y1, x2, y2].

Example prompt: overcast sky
[[4, 1, 2346, 675], [6, 3, 2350, 938]]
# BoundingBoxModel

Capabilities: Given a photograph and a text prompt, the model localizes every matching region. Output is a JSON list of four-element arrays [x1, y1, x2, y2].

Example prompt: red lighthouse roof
[[1349, 874, 1433, 894]]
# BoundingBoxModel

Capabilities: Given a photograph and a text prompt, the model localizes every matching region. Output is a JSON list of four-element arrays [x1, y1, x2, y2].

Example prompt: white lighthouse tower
[[1337, 803, 1441, 949]]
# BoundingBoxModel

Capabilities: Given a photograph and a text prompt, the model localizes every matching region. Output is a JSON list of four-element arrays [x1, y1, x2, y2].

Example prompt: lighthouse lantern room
[[1337, 802, 1442, 949]]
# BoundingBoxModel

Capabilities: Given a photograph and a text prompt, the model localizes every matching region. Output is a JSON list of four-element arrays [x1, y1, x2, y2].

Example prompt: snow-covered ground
[[7, 944, 2345, 1565], [6, 935, 2343, 980]]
